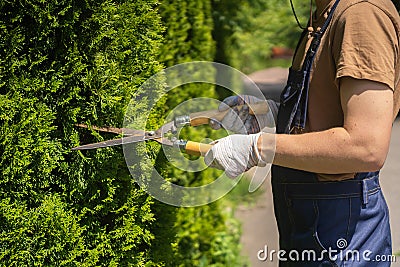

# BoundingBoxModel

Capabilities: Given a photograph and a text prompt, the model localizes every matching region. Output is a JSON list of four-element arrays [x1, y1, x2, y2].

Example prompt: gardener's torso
[[291, 0, 400, 181], [270, 2, 395, 265]]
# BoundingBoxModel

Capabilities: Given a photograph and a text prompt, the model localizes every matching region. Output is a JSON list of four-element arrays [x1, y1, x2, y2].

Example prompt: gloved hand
[[209, 95, 279, 134], [204, 133, 266, 178]]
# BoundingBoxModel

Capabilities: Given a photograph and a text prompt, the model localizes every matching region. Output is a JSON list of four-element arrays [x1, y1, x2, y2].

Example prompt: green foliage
[[0, 195, 85, 266], [1, 0, 165, 266], [172, 204, 244, 267], [223, 175, 265, 208], [1, 0, 245, 266], [156, 1, 245, 266], [212, 0, 309, 73], [159, 0, 215, 67]]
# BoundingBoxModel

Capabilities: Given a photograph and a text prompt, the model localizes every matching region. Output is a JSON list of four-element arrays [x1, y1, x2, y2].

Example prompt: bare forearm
[[258, 79, 394, 174], [258, 127, 389, 174]]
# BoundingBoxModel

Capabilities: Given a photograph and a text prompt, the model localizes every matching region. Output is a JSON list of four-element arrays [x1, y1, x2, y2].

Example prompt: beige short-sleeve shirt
[[292, 0, 400, 181]]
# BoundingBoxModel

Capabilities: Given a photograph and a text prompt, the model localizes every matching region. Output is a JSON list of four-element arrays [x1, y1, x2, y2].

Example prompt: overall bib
[[271, 0, 392, 266]]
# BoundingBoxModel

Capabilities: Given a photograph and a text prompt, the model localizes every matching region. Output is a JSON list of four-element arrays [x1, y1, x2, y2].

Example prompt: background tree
[[212, 0, 309, 73], [156, 1, 245, 266]]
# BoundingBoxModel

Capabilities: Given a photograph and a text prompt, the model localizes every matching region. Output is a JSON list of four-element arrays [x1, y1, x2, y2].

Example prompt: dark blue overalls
[[271, 0, 392, 265]]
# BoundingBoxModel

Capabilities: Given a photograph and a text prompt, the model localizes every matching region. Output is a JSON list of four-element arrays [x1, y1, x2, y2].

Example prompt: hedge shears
[[72, 102, 269, 156]]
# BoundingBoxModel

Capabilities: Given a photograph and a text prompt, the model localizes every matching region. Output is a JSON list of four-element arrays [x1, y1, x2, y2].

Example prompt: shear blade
[[72, 135, 159, 150], [72, 121, 177, 150]]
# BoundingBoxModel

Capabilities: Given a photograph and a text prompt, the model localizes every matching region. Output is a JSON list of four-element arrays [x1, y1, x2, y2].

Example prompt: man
[[205, 0, 400, 265]]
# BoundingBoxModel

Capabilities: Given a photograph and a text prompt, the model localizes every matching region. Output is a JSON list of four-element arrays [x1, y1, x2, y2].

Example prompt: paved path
[[236, 119, 400, 267]]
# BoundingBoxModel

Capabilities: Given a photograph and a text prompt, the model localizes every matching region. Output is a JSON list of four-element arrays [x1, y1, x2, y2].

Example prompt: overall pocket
[[313, 198, 355, 253], [288, 197, 354, 266]]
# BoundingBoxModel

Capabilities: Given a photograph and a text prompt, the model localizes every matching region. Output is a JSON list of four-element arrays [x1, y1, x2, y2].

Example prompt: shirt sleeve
[[332, 2, 399, 90]]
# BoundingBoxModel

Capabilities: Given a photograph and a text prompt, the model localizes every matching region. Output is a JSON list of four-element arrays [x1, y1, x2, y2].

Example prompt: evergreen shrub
[[0, 0, 244, 266]]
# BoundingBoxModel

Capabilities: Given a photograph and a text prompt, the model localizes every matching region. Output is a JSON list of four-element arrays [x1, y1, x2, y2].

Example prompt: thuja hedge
[[158, 1, 244, 266], [0, 0, 243, 266]]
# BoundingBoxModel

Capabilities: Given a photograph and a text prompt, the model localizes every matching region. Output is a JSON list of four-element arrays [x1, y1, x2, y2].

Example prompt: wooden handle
[[184, 141, 213, 156], [189, 109, 226, 126], [189, 102, 270, 127]]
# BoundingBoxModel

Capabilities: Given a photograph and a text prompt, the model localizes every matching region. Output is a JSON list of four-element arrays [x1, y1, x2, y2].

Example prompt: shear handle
[[174, 140, 213, 156], [188, 102, 270, 127]]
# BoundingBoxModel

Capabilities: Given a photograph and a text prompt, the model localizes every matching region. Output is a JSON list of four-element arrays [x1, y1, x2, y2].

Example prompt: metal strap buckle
[[290, 126, 305, 134]]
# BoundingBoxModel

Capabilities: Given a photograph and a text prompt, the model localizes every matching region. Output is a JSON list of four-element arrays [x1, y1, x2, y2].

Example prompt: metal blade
[[72, 120, 178, 151], [72, 138, 125, 150], [154, 121, 176, 136], [71, 133, 176, 150], [75, 124, 145, 136], [71, 135, 160, 150]]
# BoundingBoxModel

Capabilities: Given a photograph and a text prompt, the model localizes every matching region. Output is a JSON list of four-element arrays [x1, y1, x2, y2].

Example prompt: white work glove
[[204, 133, 266, 178], [209, 95, 279, 134]]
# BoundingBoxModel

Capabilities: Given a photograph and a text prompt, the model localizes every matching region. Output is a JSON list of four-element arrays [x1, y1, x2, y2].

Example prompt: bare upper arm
[[340, 77, 393, 165]]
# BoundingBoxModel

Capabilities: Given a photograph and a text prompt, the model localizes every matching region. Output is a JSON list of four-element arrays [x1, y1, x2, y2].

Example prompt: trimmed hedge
[[1, 0, 163, 266], [0, 0, 243, 266]]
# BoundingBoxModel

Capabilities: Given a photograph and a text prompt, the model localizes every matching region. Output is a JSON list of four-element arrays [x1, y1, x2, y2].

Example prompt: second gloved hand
[[204, 133, 266, 178], [209, 95, 279, 134]]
